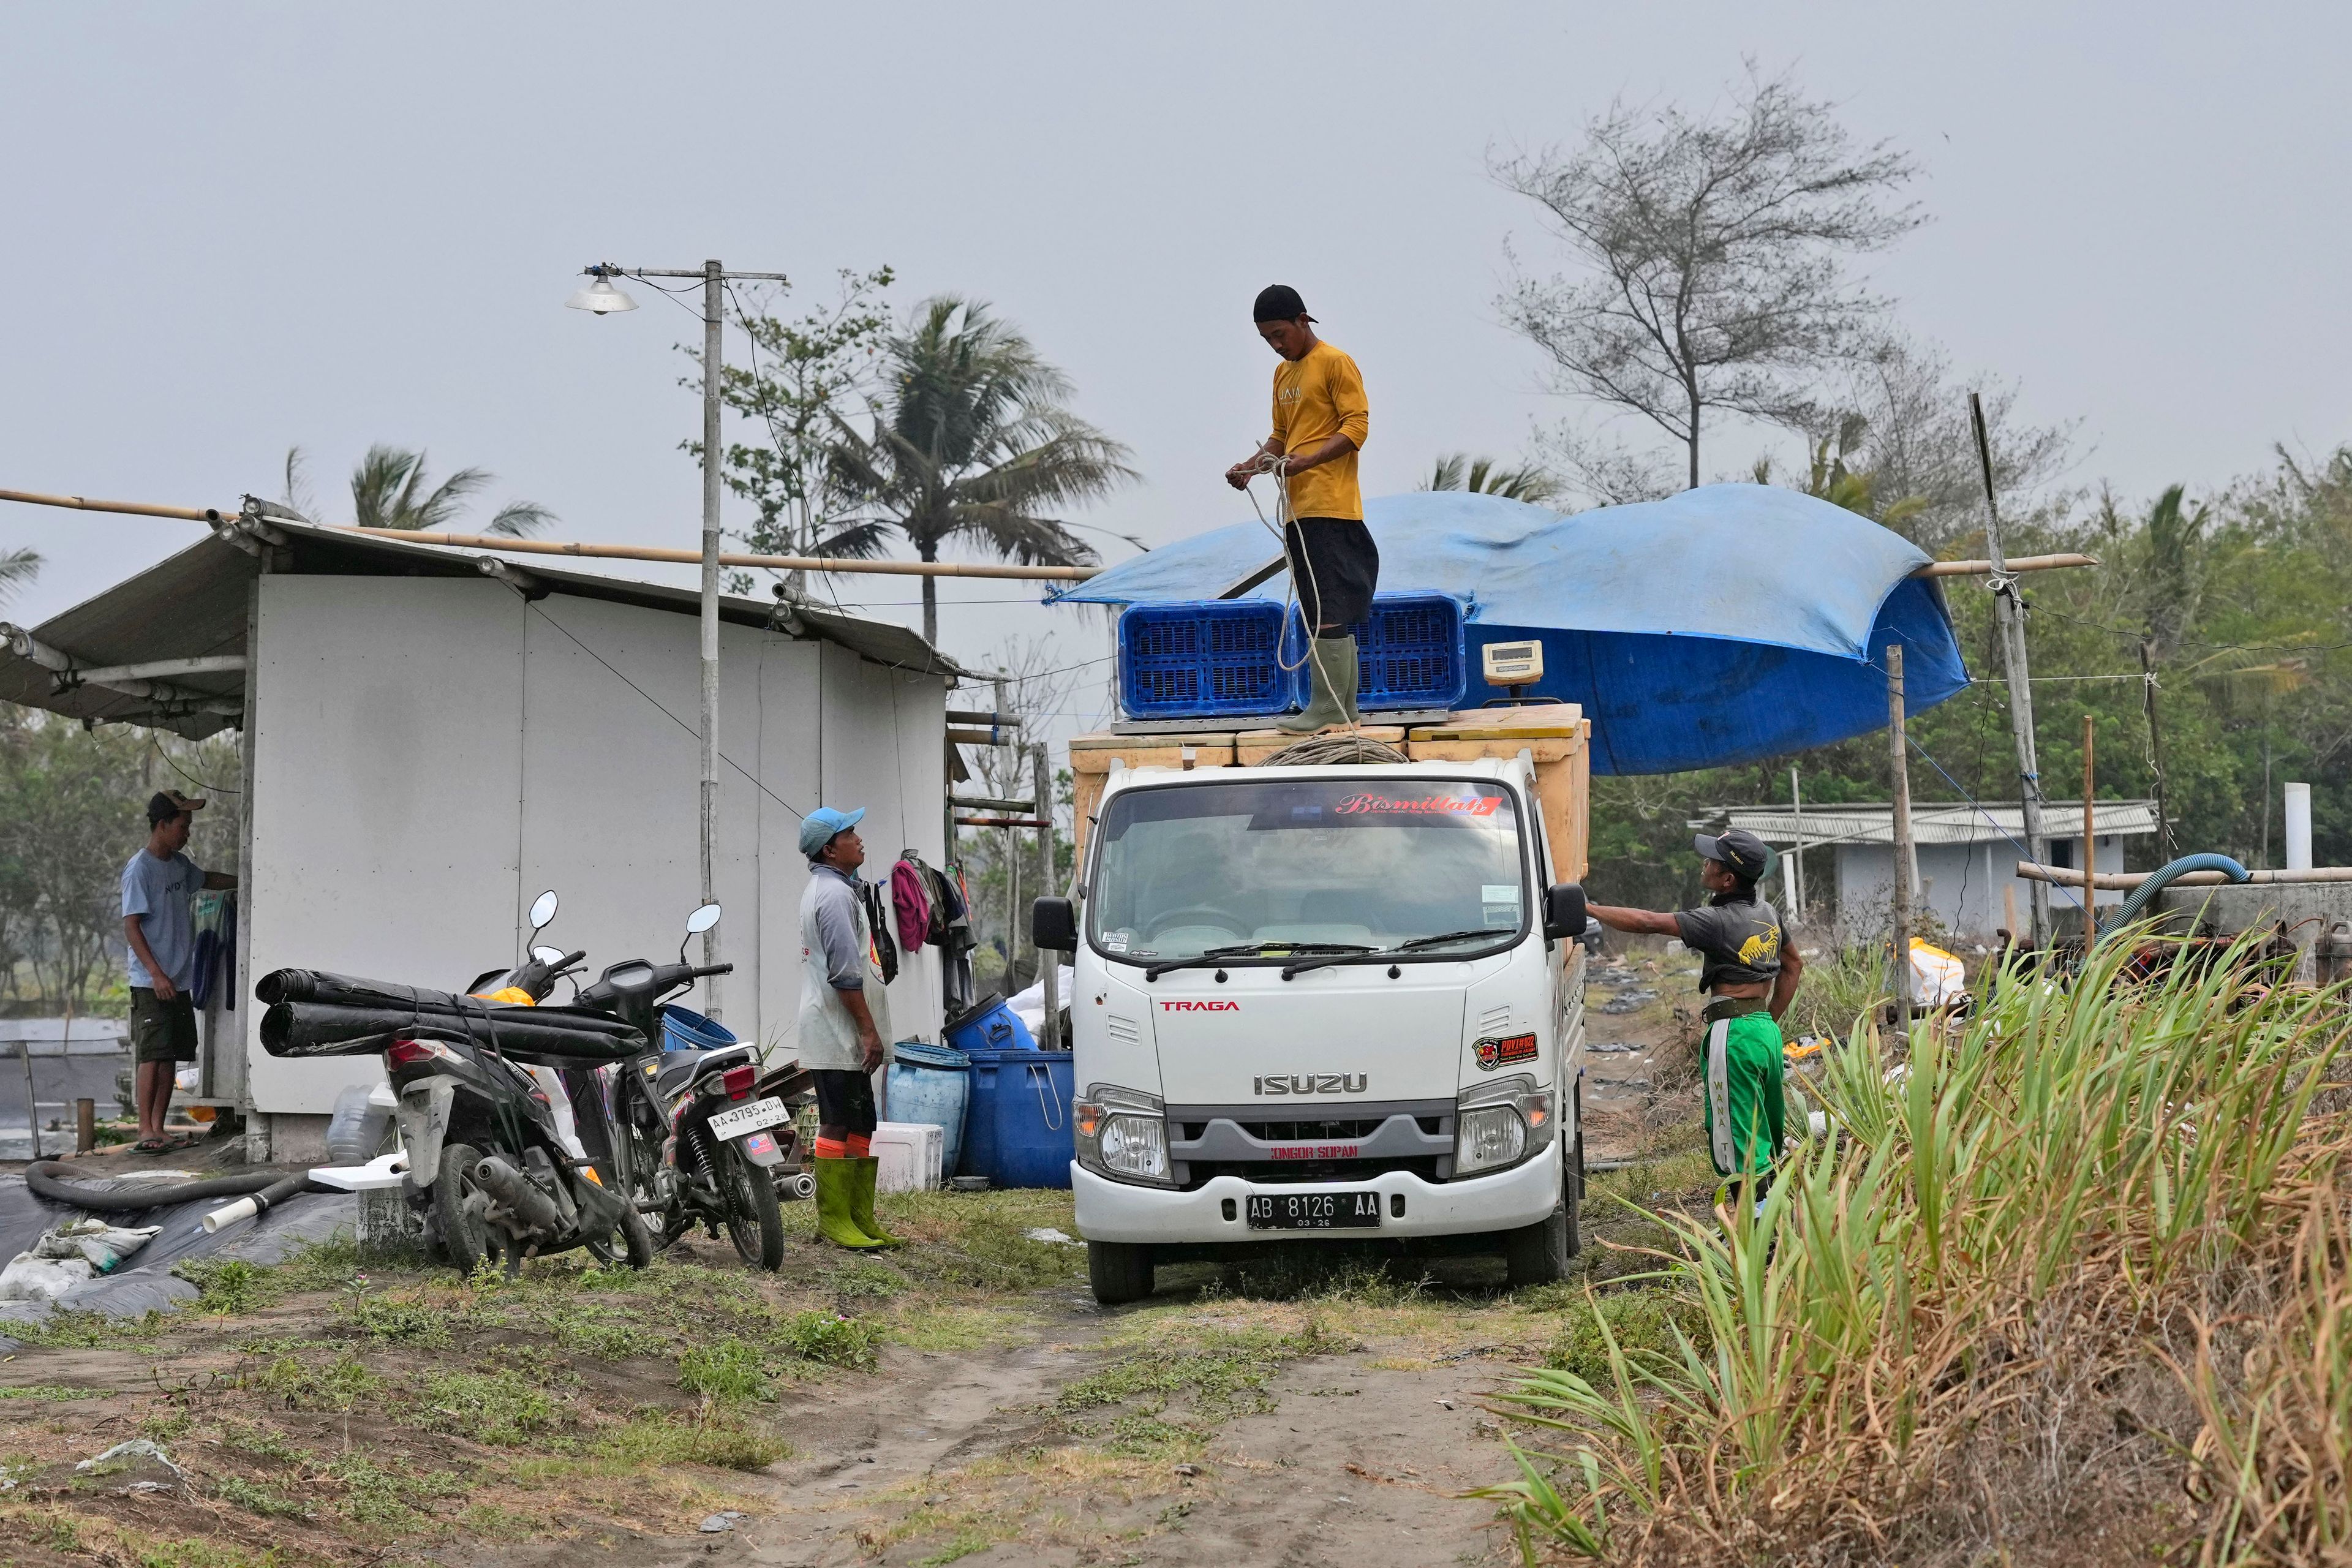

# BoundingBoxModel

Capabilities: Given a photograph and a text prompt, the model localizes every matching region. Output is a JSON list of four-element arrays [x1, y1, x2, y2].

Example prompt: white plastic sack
[[1008, 965, 1074, 1040], [174, 1063, 200, 1092], [1, 1252, 96, 1302], [33, 1219, 161, 1273], [1907, 939, 1970, 1008]]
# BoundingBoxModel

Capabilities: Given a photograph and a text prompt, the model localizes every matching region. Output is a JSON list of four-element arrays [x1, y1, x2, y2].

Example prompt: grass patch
[[418, 1368, 567, 1445], [337, 1291, 453, 1346], [889, 1302, 1032, 1352], [596, 1414, 791, 1471], [774, 1308, 882, 1369], [1054, 1314, 1350, 1457], [1542, 1287, 1713, 1383], [10, 1307, 165, 1348], [0, 1384, 101, 1401], [328, 1453, 470, 1525], [679, 1338, 772, 1403], [250, 1350, 380, 1411], [881, 1189, 1088, 1291], [176, 1258, 268, 1314], [210, 1474, 311, 1520]]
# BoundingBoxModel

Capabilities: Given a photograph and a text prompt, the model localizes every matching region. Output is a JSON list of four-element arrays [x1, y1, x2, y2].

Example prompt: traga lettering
[[1252, 1074, 1370, 1096], [1159, 1000, 1239, 1012]]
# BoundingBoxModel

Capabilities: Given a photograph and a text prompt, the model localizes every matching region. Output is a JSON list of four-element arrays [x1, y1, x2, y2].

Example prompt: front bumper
[[1071, 1148, 1561, 1245]]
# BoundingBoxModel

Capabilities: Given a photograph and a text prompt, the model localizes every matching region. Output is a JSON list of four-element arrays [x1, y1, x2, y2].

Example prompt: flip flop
[[132, 1137, 174, 1153]]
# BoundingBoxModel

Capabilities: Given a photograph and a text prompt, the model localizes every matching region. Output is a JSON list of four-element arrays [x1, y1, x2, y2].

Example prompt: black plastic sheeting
[[0, 1170, 356, 1348], [255, 968, 644, 1061]]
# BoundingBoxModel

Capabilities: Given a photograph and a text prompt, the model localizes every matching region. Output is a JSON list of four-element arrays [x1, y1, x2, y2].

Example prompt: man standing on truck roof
[[1584, 828, 1803, 1206], [1225, 284, 1374, 734], [796, 805, 899, 1253]]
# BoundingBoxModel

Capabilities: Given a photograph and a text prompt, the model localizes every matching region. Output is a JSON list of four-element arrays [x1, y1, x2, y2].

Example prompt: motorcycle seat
[[654, 1042, 756, 1101]]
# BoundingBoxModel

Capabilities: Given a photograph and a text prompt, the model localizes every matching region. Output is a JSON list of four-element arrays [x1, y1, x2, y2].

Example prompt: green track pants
[[1703, 1011, 1785, 1177]]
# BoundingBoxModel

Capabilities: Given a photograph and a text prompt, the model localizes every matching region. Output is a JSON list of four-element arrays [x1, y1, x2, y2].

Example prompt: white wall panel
[[246, 578, 947, 1113], [247, 577, 525, 1112]]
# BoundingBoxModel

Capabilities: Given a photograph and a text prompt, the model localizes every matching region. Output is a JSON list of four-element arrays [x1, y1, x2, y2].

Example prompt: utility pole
[[2082, 714, 2098, 941], [1034, 743, 1060, 1050], [571, 260, 793, 1017], [1888, 644, 1914, 1037], [2138, 639, 2173, 861], [1972, 393, 2051, 951]]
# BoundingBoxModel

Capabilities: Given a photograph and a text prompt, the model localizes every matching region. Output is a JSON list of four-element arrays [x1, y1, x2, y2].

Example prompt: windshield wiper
[[1280, 929, 1512, 979], [1144, 941, 1373, 981]]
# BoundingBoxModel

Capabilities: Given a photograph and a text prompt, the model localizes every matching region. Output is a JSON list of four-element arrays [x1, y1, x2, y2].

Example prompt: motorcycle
[[576, 904, 790, 1270], [383, 890, 656, 1274]]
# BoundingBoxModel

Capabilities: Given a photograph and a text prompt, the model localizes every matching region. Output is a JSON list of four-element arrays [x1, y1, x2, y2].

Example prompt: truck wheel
[[1505, 1202, 1571, 1288], [1087, 1240, 1155, 1306]]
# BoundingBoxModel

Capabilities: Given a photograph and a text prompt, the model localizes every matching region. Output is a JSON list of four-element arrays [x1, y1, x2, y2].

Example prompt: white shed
[[0, 516, 960, 1159], [1704, 800, 2161, 946]]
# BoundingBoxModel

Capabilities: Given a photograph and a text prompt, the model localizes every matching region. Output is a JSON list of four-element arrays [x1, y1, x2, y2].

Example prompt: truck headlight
[[1076, 1084, 1173, 1185], [1455, 1074, 1554, 1176]]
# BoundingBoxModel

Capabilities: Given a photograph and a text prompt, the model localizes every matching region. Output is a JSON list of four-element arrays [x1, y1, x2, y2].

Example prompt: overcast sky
[[5, 4, 2347, 734]]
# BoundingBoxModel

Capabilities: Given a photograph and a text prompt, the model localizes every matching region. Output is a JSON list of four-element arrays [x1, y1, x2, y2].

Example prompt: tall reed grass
[[1485, 929, 2352, 1566]]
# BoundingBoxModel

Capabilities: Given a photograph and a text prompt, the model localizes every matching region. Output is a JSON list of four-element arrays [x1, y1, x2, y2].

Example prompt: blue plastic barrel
[[661, 1004, 737, 1052], [957, 1047, 1074, 1189], [943, 995, 1033, 1054], [886, 1040, 972, 1179]]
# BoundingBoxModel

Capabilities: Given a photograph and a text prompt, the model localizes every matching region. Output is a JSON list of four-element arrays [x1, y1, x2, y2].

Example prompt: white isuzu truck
[[1034, 707, 1593, 1305]]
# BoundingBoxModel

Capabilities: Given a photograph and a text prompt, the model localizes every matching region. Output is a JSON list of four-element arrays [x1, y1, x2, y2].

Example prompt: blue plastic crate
[[1118, 600, 1291, 719], [1287, 592, 1467, 711]]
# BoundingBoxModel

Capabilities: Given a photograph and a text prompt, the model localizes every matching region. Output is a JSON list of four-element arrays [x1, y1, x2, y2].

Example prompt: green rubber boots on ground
[[1276, 633, 1361, 732], [848, 1156, 903, 1246], [813, 1156, 889, 1250]]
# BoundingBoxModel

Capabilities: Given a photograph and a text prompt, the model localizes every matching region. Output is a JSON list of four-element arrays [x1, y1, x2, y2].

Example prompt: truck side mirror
[[1542, 883, 1588, 940], [1032, 896, 1078, 952]]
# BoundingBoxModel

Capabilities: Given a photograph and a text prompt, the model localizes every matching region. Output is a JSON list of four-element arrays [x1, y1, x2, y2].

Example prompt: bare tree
[[957, 636, 1080, 985], [1804, 334, 2079, 549], [1492, 64, 1923, 491]]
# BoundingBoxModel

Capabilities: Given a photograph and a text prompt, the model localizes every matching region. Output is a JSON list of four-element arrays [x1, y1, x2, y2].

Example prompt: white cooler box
[[870, 1120, 944, 1193]]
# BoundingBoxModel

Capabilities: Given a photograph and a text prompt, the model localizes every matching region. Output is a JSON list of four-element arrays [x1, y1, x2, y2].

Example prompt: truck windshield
[[1088, 777, 1528, 964]]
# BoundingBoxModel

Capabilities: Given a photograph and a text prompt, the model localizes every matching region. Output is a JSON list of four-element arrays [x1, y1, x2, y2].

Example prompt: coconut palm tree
[[1420, 453, 1564, 505], [277, 445, 553, 537], [827, 297, 1136, 646], [0, 548, 39, 611]]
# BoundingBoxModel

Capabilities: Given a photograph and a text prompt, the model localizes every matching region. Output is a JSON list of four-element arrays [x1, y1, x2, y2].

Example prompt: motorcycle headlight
[[1076, 1084, 1173, 1185], [1455, 1074, 1554, 1176]]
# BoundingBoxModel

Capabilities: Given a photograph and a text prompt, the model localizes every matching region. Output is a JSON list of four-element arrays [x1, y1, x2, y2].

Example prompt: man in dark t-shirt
[[1586, 829, 1804, 1191]]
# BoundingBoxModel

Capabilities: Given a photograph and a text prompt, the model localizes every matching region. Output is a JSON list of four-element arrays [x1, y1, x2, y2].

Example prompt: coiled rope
[[1239, 456, 1359, 732], [1252, 732, 1408, 767]]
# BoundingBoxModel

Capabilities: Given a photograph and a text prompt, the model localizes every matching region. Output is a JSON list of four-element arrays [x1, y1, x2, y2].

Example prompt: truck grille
[[1164, 1101, 1458, 1190]]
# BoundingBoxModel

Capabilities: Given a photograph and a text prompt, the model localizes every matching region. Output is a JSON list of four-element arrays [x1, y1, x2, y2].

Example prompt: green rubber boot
[[849, 1157, 903, 1248], [1278, 635, 1355, 732], [814, 1157, 887, 1250], [1332, 631, 1362, 726]]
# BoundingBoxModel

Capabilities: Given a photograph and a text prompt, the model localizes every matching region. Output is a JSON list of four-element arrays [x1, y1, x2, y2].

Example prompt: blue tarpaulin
[[1053, 484, 1969, 775]]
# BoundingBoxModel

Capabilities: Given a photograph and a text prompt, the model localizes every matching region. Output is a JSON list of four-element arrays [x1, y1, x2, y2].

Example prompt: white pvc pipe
[[2286, 782, 2314, 871]]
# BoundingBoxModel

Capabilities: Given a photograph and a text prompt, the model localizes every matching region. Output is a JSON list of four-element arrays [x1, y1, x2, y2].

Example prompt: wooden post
[[1788, 767, 1807, 925], [2138, 639, 2173, 861], [17, 1041, 39, 1159], [75, 1097, 95, 1155], [2004, 883, 2020, 944], [1888, 645, 1913, 1036], [1034, 743, 1060, 1050], [2082, 714, 2098, 940]]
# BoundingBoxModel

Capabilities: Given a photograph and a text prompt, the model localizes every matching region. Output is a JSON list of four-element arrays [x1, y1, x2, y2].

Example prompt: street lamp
[[570, 258, 788, 1018]]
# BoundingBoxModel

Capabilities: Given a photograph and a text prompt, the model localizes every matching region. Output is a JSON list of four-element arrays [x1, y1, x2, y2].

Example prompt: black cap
[[148, 790, 206, 827], [1692, 827, 1772, 882], [1252, 284, 1314, 323]]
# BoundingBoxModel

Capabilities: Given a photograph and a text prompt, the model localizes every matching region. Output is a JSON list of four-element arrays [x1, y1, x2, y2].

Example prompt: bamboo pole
[[1915, 552, 2098, 577], [0, 488, 227, 522], [2082, 715, 2097, 939]]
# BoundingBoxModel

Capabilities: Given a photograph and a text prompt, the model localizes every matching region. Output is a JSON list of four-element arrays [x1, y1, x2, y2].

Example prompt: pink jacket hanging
[[890, 859, 932, 951]]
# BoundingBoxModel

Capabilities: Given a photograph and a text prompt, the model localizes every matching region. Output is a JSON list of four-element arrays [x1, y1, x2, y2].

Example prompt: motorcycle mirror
[[529, 890, 559, 931], [685, 903, 722, 935], [530, 945, 565, 966]]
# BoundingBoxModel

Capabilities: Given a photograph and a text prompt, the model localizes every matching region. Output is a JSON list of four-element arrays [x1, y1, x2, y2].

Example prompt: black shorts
[[1284, 516, 1380, 631], [130, 988, 199, 1066], [812, 1068, 878, 1136]]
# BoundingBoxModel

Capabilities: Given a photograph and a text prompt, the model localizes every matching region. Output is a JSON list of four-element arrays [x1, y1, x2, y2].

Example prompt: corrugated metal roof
[[1699, 800, 2161, 848], [0, 518, 965, 739]]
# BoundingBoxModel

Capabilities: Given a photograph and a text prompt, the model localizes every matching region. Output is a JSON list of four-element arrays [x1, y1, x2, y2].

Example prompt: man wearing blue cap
[[796, 806, 898, 1250]]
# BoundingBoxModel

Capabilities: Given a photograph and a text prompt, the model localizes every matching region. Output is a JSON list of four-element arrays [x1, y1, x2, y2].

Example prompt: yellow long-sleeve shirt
[[1270, 339, 1369, 520]]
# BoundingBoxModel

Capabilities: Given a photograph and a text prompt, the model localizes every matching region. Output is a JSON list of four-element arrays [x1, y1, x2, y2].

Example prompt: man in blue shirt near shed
[[121, 791, 238, 1150]]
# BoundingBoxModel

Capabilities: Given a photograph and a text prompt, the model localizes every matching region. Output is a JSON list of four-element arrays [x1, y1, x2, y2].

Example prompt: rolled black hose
[[24, 1160, 296, 1212], [261, 1000, 644, 1061]]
